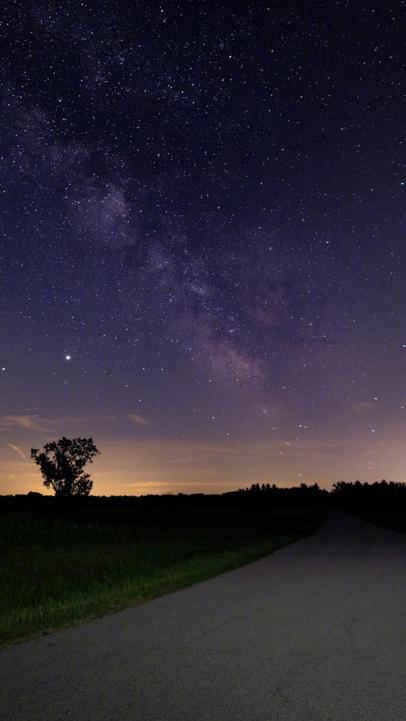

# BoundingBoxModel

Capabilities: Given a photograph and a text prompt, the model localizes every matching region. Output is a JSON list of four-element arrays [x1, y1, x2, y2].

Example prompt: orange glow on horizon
[[1, 436, 405, 496]]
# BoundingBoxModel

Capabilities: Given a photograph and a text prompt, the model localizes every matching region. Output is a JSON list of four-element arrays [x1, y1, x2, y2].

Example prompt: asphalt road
[[2, 510, 406, 721]]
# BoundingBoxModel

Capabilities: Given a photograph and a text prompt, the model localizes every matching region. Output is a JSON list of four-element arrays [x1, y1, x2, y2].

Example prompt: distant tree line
[[18, 437, 406, 515], [332, 480, 406, 511], [1, 480, 406, 512], [4, 436, 403, 516]]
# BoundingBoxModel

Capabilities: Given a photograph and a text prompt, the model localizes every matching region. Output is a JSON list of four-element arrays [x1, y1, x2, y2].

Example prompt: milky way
[[0, 1, 404, 493]]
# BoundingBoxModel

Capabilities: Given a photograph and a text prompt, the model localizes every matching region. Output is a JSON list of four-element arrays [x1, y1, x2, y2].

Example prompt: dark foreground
[[0, 508, 320, 643], [1, 510, 406, 720]]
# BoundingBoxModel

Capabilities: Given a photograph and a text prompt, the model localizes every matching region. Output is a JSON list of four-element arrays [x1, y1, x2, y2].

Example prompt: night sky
[[0, 1, 404, 494]]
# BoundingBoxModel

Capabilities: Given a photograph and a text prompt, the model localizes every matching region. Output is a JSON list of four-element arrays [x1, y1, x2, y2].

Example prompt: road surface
[[1, 511, 406, 720]]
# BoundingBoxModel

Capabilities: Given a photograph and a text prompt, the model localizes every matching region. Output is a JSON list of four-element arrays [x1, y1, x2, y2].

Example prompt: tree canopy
[[31, 437, 100, 497]]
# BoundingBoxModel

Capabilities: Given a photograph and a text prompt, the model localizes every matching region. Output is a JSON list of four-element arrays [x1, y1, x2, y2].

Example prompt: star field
[[0, 1, 404, 493]]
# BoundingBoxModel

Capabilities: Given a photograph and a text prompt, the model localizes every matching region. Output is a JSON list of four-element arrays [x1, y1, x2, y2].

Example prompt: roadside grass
[[0, 507, 324, 645]]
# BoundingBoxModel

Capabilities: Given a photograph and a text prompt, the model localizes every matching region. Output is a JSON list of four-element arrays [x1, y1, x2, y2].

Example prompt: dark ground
[[0, 507, 321, 644], [1, 510, 406, 720]]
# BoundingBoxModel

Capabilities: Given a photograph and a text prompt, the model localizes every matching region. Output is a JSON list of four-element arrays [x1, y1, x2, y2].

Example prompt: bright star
[[65, 355, 71, 361]]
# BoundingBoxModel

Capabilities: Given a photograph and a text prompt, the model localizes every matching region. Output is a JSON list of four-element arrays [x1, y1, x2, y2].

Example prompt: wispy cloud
[[351, 402, 373, 415], [7, 443, 28, 461], [128, 413, 151, 427], [0, 416, 54, 432]]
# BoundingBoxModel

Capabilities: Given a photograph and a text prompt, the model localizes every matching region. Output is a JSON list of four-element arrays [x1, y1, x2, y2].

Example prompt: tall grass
[[0, 508, 323, 645]]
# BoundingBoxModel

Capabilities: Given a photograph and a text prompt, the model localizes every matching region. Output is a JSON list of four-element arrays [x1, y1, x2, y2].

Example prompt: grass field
[[0, 507, 325, 645]]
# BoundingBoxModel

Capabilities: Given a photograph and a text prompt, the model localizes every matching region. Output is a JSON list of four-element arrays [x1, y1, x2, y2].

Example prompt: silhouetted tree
[[31, 437, 100, 497]]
